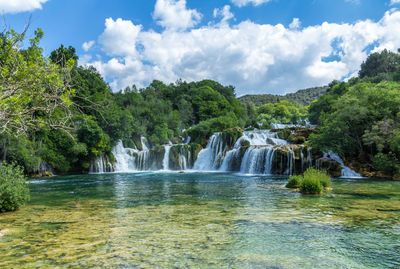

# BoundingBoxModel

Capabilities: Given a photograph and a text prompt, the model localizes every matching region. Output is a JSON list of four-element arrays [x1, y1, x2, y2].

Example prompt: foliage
[[49, 44, 78, 68], [286, 175, 303, 188], [310, 82, 400, 157], [0, 162, 30, 212], [301, 168, 331, 194], [239, 86, 328, 107], [221, 128, 243, 149], [373, 153, 400, 176], [359, 49, 400, 79], [186, 113, 239, 146], [300, 173, 323, 194], [0, 28, 74, 135], [309, 49, 400, 177], [287, 168, 331, 194], [257, 100, 307, 128]]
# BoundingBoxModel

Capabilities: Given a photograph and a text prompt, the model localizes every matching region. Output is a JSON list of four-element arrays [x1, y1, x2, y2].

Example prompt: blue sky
[[2, 0, 400, 95]]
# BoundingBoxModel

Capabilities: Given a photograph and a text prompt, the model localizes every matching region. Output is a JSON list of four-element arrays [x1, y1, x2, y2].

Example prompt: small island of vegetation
[[286, 168, 332, 195]]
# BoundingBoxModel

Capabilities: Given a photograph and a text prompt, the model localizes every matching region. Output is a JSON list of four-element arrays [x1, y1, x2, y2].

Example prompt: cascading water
[[162, 145, 171, 170], [324, 151, 362, 178], [194, 129, 302, 175], [193, 134, 225, 171], [111, 141, 137, 172], [92, 129, 315, 176]]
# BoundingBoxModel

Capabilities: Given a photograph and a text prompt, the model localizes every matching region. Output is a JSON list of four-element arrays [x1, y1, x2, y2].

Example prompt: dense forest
[[239, 86, 328, 106], [1, 28, 400, 181], [308, 49, 400, 177]]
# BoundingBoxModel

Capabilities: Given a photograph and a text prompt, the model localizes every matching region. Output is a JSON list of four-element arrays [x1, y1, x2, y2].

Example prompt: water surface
[[1, 173, 400, 268]]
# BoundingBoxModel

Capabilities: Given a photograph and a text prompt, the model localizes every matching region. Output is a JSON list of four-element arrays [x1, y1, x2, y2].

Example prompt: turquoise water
[[1, 172, 400, 268]]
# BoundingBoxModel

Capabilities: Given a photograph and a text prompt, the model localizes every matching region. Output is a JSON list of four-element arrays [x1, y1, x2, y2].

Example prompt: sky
[[2, 0, 400, 96]]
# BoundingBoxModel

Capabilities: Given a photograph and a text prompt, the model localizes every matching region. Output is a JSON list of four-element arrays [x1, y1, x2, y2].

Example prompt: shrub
[[300, 175, 323, 194], [286, 175, 303, 188], [287, 168, 332, 194], [304, 168, 331, 188], [0, 162, 30, 212]]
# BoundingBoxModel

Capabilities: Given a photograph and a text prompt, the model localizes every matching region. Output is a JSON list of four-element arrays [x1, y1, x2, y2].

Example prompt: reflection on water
[[0, 173, 400, 268]]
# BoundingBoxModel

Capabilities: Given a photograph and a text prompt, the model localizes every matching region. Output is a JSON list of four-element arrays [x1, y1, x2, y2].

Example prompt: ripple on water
[[0, 173, 399, 268]]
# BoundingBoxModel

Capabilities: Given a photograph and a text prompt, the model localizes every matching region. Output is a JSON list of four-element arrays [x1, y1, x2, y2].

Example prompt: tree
[[49, 44, 78, 68], [0, 28, 74, 135], [359, 49, 400, 79]]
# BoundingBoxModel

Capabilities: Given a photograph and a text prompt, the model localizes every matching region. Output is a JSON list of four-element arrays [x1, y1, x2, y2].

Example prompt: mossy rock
[[132, 135, 143, 151], [221, 128, 243, 149], [289, 136, 306, 144], [169, 145, 191, 170], [275, 128, 292, 140], [189, 143, 203, 166], [316, 158, 342, 178], [42, 171, 53, 177], [240, 139, 250, 147]]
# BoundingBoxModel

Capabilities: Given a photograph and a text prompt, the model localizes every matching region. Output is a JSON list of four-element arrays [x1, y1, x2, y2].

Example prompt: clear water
[[1, 173, 400, 268]]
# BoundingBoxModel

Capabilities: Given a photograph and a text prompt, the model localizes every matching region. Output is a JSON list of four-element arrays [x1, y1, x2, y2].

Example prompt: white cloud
[[83, 8, 400, 95], [153, 0, 202, 31], [289, 18, 301, 29], [99, 18, 142, 56], [230, 0, 272, 7], [82, 40, 95, 52], [213, 5, 234, 24], [0, 0, 48, 13], [391, 0, 400, 5]]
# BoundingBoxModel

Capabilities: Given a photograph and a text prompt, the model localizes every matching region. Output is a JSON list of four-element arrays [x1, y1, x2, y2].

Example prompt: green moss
[[276, 128, 292, 140], [221, 128, 243, 149], [240, 139, 250, 147]]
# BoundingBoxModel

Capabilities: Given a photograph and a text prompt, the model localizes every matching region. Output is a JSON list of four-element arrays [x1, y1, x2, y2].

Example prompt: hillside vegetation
[[238, 86, 328, 107]]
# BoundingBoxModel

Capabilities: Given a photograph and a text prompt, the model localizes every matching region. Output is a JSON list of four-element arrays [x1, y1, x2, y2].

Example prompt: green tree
[[0, 28, 74, 135], [359, 49, 400, 79]]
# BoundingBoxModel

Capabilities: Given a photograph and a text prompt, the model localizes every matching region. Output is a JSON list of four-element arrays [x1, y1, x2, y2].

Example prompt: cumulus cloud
[[230, 0, 272, 7], [153, 0, 202, 31], [82, 40, 95, 52], [99, 18, 142, 56], [213, 5, 234, 24], [0, 0, 48, 14], [391, 0, 400, 5], [83, 7, 400, 95], [289, 18, 301, 29]]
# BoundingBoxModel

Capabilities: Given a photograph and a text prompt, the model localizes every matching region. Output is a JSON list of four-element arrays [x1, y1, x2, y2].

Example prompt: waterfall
[[238, 147, 277, 175], [219, 148, 240, 171], [141, 136, 149, 151], [94, 128, 316, 176], [163, 145, 171, 170], [235, 130, 287, 147], [325, 151, 362, 178], [307, 148, 313, 168], [178, 146, 188, 170], [112, 141, 136, 172], [193, 134, 225, 170], [90, 154, 114, 173], [193, 129, 300, 175], [184, 136, 191, 144], [39, 162, 54, 176]]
